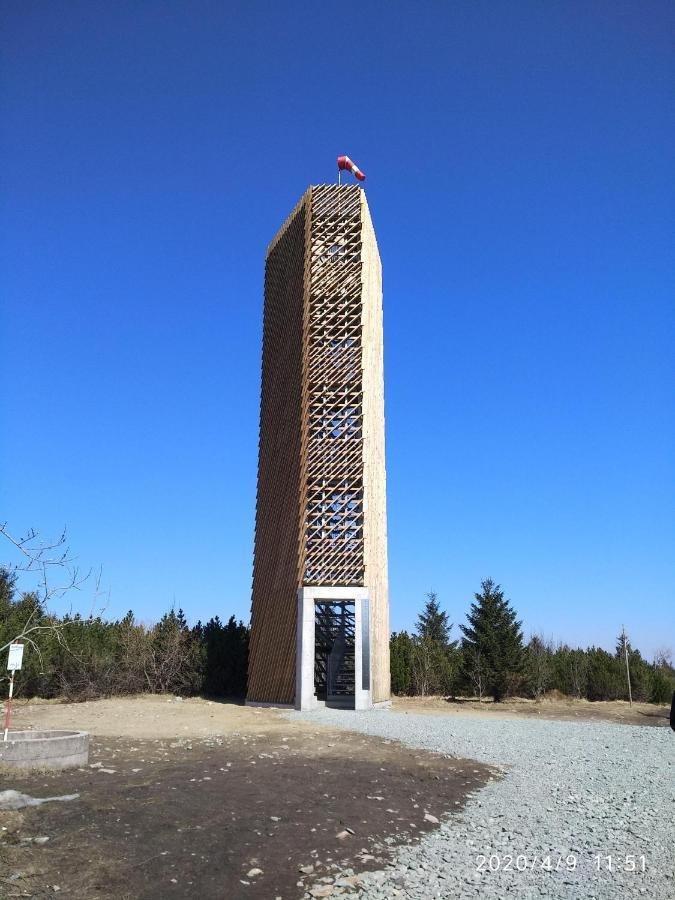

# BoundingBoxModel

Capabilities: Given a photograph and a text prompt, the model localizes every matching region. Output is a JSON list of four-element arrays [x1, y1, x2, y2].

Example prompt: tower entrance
[[296, 586, 370, 711], [314, 600, 355, 708]]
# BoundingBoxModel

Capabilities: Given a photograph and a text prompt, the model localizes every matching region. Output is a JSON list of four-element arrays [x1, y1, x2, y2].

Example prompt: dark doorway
[[314, 600, 355, 708]]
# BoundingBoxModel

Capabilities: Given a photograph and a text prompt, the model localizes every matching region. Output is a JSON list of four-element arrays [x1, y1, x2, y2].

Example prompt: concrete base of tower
[[244, 700, 294, 709], [295, 586, 373, 712]]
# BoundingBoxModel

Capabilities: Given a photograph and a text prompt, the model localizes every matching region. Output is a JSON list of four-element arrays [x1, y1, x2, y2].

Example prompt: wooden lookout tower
[[248, 184, 389, 710]]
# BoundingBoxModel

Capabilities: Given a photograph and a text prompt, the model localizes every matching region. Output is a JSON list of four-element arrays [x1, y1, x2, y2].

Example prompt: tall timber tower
[[248, 184, 389, 710]]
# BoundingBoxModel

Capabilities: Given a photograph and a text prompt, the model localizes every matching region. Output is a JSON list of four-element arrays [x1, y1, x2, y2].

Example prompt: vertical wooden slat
[[248, 193, 309, 704]]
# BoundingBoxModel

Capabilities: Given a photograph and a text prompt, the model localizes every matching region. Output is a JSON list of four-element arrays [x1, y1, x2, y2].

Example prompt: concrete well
[[0, 730, 89, 770]]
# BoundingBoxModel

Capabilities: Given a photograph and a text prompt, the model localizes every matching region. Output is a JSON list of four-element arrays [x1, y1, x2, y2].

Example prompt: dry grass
[[392, 693, 669, 727]]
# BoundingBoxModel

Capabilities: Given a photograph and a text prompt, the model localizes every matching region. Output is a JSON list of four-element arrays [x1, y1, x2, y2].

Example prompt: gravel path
[[291, 708, 674, 900]]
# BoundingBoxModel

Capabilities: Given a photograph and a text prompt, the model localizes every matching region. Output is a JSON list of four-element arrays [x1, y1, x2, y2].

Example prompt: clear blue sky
[[2, 2, 673, 658]]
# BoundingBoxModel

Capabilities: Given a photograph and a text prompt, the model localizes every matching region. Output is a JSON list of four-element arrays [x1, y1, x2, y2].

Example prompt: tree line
[[391, 579, 675, 704], [0, 568, 249, 700], [2, 566, 673, 704]]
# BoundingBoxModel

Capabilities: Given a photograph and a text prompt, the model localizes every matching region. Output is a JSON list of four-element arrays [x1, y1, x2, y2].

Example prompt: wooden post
[[622, 625, 633, 707], [3, 669, 15, 742]]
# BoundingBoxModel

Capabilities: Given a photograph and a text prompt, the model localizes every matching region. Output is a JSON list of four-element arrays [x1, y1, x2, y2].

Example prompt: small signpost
[[4, 642, 24, 742]]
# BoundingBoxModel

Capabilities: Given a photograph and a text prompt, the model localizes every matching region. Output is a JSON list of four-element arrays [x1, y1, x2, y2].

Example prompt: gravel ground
[[291, 708, 675, 900]]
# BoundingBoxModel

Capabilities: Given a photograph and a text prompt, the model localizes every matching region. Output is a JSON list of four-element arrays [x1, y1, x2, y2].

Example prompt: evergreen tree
[[199, 615, 249, 696], [0, 567, 17, 612], [460, 578, 524, 701], [411, 593, 459, 695], [390, 631, 413, 695], [586, 646, 623, 700], [615, 630, 630, 659], [416, 592, 456, 649], [526, 634, 553, 699]]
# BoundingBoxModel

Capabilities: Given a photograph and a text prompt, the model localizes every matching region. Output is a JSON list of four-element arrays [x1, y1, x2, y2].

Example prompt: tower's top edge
[[265, 187, 311, 259], [265, 184, 369, 259]]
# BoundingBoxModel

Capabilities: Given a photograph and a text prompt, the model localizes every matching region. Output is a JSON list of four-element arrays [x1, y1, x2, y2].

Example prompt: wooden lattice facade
[[248, 185, 389, 705]]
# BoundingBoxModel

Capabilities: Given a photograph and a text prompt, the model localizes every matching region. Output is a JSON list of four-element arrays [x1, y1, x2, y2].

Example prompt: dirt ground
[[392, 694, 671, 727], [0, 698, 495, 899], [4, 695, 301, 741], [1, 693, 666, 898], [7, 691, 668, 738]]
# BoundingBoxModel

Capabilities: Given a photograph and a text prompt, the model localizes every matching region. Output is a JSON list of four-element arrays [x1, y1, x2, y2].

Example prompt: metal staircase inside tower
[[314, 600, 356, 708]]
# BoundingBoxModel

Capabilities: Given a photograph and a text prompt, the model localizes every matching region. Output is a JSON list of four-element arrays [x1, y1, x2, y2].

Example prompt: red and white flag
[[337, 155, 366, 182]]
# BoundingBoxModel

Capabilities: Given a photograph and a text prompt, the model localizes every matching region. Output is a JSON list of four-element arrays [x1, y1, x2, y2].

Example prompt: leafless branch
[[1, 522, 108, 672]]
